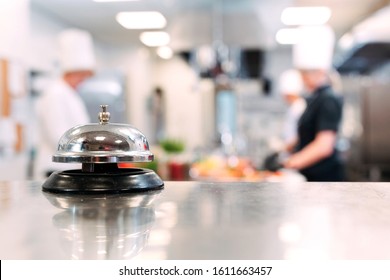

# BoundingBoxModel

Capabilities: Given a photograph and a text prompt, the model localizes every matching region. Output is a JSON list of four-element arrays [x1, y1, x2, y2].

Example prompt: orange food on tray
[[190, 156, 283, 182]]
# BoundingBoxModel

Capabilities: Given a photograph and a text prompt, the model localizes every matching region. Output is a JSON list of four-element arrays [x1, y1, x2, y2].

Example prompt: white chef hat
[[293, 24, 335, 70], [278, 69, 303, 96], [58, 28, 96, 72]]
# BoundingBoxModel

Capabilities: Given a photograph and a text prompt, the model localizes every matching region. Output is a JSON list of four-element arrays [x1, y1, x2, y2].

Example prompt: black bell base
[[42, 168, 164, 194]]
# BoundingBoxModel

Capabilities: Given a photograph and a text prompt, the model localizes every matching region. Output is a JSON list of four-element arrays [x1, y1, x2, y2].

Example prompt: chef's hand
[[263, 152, 283, 172], [283, 131, 337, 170], [283, 154, 304, 170]]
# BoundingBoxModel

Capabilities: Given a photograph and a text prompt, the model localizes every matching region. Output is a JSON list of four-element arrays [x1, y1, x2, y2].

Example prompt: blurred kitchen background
[[1, 0, 390, 181]]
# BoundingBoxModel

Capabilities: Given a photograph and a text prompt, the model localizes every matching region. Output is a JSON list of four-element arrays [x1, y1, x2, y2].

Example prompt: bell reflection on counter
[[44, 190, 160, 259], [42, 105, 164, 193]]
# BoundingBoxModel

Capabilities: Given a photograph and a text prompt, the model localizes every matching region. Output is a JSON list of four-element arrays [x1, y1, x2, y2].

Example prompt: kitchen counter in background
[[1, 180, 390, 260]]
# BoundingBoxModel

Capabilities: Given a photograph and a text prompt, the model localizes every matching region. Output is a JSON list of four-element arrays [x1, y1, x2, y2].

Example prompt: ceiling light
[[116, 11, 166, 29], [275, 28, 301, 45], [140, 31, 170, 47], [281, 7, 332, 25], [157, 46, 173, 59]]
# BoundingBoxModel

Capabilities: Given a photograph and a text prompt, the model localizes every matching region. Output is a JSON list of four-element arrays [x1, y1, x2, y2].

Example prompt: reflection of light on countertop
[[123, 245, 138, 258], [155, 202, 178, 228], [133, 202, 177, 260], [148, 230, 171, 246], [96, 236, 107, 239], [282, 207, 331, 260], [278, 223, 302, 243]]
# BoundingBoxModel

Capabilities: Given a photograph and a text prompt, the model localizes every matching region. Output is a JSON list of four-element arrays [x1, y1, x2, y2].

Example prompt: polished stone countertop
[[1, 180, 390, 260]]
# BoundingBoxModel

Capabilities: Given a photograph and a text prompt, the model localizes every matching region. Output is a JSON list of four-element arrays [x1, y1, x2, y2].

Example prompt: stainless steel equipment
[[339, 63, 390, 181], [42, 105, 164, 193], [334, 7, 390, 181]]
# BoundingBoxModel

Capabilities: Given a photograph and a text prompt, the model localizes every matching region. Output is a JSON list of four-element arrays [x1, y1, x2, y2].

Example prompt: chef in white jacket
[[35, 29, 95, 179], [279, 69, 306, 152]]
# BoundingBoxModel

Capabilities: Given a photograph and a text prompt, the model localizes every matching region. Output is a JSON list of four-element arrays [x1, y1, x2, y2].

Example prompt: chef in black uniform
[[283, 25, 344, 181]]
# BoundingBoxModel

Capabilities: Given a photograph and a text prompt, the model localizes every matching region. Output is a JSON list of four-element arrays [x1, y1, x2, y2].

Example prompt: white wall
[[125, 48, 154, 137], [152, 56, 204, 149], [0, 0, 30, 62], [30, 4, 113, 74], [29, 4, 68, 72]]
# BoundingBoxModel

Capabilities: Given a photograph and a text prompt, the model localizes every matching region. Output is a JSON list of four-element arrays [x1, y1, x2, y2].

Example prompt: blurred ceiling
[[31, 0, 390, 50]]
